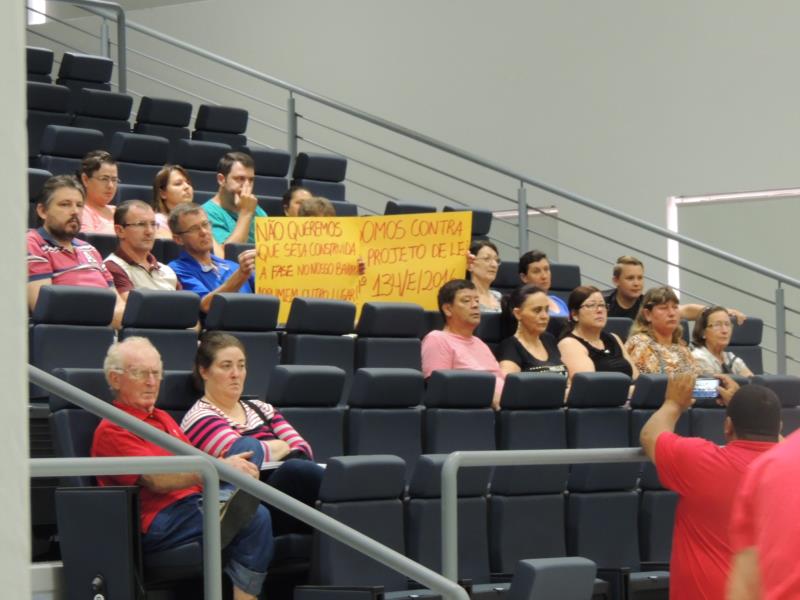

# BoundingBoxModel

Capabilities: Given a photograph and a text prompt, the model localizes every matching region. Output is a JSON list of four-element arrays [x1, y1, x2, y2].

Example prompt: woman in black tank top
[[557, 286, 638, 382]]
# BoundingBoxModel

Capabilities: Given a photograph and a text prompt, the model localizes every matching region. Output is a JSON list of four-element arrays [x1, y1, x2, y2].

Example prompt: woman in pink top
[[78, 150, 118, 235], [152, 164, 194, 239], [421, 279, 505, 409]]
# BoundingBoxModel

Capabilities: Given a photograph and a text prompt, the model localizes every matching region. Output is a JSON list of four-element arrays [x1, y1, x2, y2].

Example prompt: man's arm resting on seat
[[640, 372, 696, 463], [138, 451, 259, 493]]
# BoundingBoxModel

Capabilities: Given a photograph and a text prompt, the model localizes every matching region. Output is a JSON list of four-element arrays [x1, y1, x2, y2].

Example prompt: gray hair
[[167, 201, 204, 234], [103, 336, 161, 386]]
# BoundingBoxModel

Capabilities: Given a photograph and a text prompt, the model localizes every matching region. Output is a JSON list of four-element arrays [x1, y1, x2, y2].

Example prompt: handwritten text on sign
[[255, 212, 471, 322]]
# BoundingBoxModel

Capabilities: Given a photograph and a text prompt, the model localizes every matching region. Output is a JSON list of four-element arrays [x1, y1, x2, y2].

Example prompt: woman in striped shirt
[[182, 332, 323, 534]]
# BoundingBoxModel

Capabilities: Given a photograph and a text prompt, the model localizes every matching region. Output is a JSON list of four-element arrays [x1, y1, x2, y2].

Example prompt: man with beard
[[27, 174, 125, 327]]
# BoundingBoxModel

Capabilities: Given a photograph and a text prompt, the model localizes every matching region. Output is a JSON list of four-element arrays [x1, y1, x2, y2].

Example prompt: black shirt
[[603, 288, 643, 320], [563, 330, 633, 377], [497, 332, 568, 376]]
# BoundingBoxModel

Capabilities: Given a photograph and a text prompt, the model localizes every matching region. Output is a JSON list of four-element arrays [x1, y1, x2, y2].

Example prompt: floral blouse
[[625, 333, 700, 376]]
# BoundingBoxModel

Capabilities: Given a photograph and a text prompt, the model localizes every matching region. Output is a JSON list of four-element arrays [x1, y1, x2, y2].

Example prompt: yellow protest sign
[[255, 211, 471, 322]]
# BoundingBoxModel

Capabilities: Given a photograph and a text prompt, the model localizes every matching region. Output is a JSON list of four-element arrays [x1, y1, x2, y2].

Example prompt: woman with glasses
[[558, 285, 637, 381], [625, 286, 699, 375], [467, 240, 503, 313], [498, 284, 567, 376], [182, 332, 324, 535], [78, 150, 119, 234], [691, 306, 753, 376], [152, 165, 195, 239]]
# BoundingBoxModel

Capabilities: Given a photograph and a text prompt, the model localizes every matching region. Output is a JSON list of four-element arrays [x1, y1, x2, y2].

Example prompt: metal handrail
[[30, 365, 470, 600], [46, 0, 126, 93], [440, 448, 648, 582], [30, 455, 223, 600]]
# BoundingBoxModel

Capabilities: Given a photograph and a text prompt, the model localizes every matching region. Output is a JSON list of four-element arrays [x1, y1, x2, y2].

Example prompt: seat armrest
[[294, 585, 385, 600], [639, 561, 669, 572], [490, 572, 514, 583]]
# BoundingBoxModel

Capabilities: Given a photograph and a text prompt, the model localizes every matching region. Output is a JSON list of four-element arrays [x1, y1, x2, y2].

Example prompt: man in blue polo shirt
[[168, 203, 255, 313], [203, 151, 266, 246]]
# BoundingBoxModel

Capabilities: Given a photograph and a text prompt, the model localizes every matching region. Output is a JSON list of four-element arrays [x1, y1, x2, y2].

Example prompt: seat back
[[134, 96, 192, 159], [71, 88, 132, 148], [384, 200, 437, 215], [77, 232, 117, 259], [268, 365, 346, 462], [119, 289, 200, 370], [205, 294, 281, 399], [728, 317, 764, 374], [33, 125, 106, 175], [27, 46, 54, 83], [56, 52, 113, 111], [28, 168, 52, 228], [27, 82, 72, 157], [111, 132, 170, 186], [508, 557, 597, 600], [192, 104, 248, 148], [604, 317, 634, 343], [172, 139, 232, 194], [444, 206, 493, 239], [354, 302, 425, 370], [752, 374, 800, 435], [346, 368, 424, 480], [292, 152, 347, 201], [312, 456, 408, 590], [242, 146, 290, 198], [550, 264, 581, 297], [474, 311, 503, 353]]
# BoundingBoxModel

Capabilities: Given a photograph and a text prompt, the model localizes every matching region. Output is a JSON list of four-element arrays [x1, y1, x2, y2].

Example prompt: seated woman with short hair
[[691, 305, 754, 377], [467, 240, 503, 313], [498, 284, 567, 376]]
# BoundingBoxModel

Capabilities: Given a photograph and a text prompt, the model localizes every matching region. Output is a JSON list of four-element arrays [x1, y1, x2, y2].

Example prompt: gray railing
[[25, 3, 800, 373], [440, 448, 648, 582], [30, 365, 470, 600]]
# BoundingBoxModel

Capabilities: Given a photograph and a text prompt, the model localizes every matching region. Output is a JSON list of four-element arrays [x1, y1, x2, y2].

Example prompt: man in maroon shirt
[[639, 374, 780, 600]]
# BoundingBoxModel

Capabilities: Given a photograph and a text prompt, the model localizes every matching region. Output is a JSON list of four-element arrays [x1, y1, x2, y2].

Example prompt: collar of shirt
[[114, 247, 161, 273], [37, 226, 81, 252]]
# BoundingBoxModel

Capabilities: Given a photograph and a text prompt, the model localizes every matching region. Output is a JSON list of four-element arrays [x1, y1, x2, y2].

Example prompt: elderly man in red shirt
[[639, 373, 780, 600]]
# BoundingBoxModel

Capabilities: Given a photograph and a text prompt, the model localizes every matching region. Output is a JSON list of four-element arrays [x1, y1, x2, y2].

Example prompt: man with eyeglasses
[[92, 336, 273, 600], [203, 152, 266, 247], [168, 202, 256, 313], [639, 373, 780, 600], [27, 174, 126, 328], [105, 200, 180, 298]]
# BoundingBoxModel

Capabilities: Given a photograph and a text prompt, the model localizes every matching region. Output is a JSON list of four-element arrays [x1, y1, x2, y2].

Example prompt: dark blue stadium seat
[[728, 317, 764, 375], [355, 302, 425, 370], [490, 373, 568, 575], [33, 125, 105, 175], [27, 82, 72, 157], [115, 183, 152, 204], [422, 310, 445, 337], [172, 138, 231, 194], [493, 261, 520, 296], [192, 104, 248, 148], [346, 368, 425, 480], [223, 242, 254, 263], [752, 374, 800, 435], [152, 238, 182, 264], [71, 88, 132, 148], [384, 200, 436, 215], [330, 200, 358, 216], [77, 232, 117, 259], [56, 52, 113, 112], [119, 289, 200, 370], [29, 286, 116, 400], [444, 206, 493, 240], [604, 317, 633, 343], [28, 167, 52, 228], [205, 293, 281, 399], [111, 131, 170, 186], [509, 558, 598, 600], [27, 46, 54, 83], [242, 146, 290, 198], [474, 311, 503, 354], [268, 365, 346, 463], [134, 96, 192, 160], [549, 263, 580, 300], [292, 152, 347, 201], [154, 370, 199, 423]]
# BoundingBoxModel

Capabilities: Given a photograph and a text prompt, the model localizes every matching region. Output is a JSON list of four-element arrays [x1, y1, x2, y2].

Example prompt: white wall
[[5, 0, 32, 596]]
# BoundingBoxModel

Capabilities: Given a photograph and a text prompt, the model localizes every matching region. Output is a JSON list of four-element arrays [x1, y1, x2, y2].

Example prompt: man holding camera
[[639, 374, 780, 600]]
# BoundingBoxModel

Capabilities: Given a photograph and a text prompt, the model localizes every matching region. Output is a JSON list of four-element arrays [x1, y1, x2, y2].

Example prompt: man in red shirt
[[91, 336, 273, 600], [639, 373, 780, 600], [728, 431, 800, 600]]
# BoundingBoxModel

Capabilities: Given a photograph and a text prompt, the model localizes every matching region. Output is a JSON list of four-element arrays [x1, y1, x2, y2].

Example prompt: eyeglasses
[[707, 320, 733, 330], [92, 176, 121, 185], [580, 302, 609, 311], [475, 256, 501, 265], [121, 220, 158, 229], [117, 367, 163, 381], [175, 220, 212, 235]]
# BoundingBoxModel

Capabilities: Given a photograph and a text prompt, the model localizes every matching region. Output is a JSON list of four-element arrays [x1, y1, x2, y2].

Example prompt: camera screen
[[693, 377, 719, 399]]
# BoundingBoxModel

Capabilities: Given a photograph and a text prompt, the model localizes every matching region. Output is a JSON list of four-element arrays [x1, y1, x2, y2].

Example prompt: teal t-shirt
[[202, 199, 267, 244]]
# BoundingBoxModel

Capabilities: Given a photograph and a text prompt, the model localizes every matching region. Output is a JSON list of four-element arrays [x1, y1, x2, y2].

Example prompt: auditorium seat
[[115, 183, 152, 204], [604, 317, 633, 342], [330, 200, 358, 216], [172, 138, 231, 194], [76, 232, 117, 259], [728, 317, 764, 375], [444, 206, 493, 241], [242, 146, 291, 200], [751, 374, 800, 435], [223, 242, 254, 263], [56, 52, 114, 112], [118, 289, 200, 370], [474, 311, 503, 354], [296, 455, 438, 599], [256, 197, 284, 215], [205, 293, 281, 399], [346, 368, 425, 481], [133, 96, 192, 159], [509, 558, 598, 600], [549, 263, 580, 302], [33, 125, 105, 175], [28, 167, 52, 228], [267, 365, 346, 463], [154, 370, 199, 423], [281, 298, 357, 400], [490, 373, 568, 575], [493, 261, 520, 296], [355, 302, 425, 370], [29, 285, 116, 400], [384, 200, 436, 215], [72, 88, 133, 148], [292, 152, 347, 201], [27, 82, 72, 157], [688, 390, 726, 446], [27, 46, 54, 83], [152, 238, 183, 264], [192, 104, 248, 147], [422, 309, 444, 337], [111, 131, 170, 186]]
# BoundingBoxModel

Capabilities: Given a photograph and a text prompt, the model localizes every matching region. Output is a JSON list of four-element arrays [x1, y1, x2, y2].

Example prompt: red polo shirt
[[27, 227, 113, 288], [730, 431, 800, 599], [655, 432, 775, 600], [91, 401, 202, 533]]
